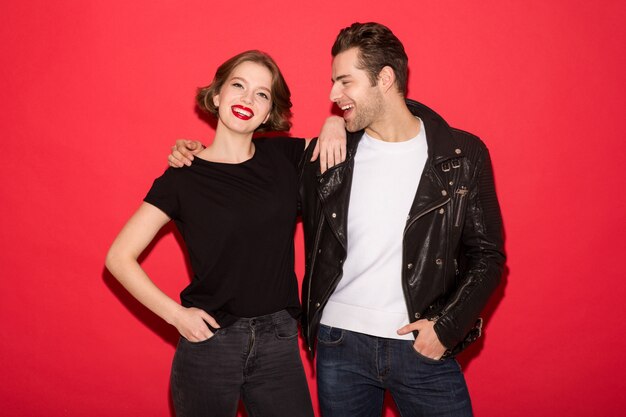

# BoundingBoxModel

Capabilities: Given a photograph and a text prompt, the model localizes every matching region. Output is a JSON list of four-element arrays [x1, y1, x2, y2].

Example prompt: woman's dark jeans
[[170, 310, 314, 417]]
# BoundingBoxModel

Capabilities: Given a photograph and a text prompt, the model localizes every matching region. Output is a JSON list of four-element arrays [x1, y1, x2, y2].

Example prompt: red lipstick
[[231, 105, 254, 120]]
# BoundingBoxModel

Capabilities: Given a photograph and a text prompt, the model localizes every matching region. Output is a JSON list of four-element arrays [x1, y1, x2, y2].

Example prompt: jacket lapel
[[406, 100, 460, 221]]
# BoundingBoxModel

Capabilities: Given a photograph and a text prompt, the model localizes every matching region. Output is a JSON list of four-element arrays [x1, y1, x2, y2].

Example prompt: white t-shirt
[[320, 118, 428, 340]]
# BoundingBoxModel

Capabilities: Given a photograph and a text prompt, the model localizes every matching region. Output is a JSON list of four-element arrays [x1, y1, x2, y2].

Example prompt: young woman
[[106, 50, 342, 417]]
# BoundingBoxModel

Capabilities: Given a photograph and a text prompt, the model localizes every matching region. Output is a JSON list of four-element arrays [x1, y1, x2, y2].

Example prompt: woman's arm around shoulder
[[306, 116, 347, 173]]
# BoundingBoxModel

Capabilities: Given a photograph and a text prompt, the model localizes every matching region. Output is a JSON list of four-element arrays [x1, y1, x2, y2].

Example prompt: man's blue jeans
[[316, 325, 473, 417]]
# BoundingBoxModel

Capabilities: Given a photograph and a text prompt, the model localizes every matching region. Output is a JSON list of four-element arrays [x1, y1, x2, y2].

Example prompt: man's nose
[[329, 83, 341, 103]]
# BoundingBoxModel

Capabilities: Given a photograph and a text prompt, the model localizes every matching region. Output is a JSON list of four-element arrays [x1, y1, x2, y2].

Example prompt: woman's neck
[[199, 125, 255, 163]]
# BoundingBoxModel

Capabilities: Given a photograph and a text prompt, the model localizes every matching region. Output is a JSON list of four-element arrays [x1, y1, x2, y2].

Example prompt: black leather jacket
[[299, 99, 505, 357]]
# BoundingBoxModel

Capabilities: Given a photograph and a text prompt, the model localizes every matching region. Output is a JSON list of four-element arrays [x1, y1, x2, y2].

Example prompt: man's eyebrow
[[331, 74, 351, 82]]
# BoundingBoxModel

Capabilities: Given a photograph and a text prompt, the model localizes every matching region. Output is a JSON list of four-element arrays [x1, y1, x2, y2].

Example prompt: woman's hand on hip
[[171, 306, 220, 342]]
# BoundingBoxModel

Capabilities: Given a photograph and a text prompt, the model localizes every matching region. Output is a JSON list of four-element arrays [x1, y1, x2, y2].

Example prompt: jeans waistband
[[227, 309, 293, 329]]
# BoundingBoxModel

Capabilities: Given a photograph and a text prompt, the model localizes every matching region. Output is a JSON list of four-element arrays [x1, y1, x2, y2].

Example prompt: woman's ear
[[213, 94, 220, 108]]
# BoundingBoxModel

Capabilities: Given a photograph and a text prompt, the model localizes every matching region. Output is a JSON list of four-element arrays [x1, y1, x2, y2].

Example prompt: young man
[[298, 23, 505, 416], [170, 22, 505, 416]]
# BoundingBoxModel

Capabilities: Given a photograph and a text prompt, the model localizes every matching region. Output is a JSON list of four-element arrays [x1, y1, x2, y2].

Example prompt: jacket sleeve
[[434, 147, 506, 350]]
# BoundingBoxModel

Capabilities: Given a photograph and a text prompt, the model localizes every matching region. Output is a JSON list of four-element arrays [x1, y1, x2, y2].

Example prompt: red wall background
[[1, 1, 625, 416]]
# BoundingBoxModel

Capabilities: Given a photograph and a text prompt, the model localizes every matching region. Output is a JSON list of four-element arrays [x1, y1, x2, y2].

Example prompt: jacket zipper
[[454, 186, 469, 227], [403, 198, 450, 239]]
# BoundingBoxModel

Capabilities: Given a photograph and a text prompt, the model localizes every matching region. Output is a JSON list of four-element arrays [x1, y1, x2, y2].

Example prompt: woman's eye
[[258, 92, 269, 100], [232, 82, 243, 88]]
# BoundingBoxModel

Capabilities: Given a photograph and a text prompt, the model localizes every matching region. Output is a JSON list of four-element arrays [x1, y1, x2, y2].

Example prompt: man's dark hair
[[332, 22, 408, 97]]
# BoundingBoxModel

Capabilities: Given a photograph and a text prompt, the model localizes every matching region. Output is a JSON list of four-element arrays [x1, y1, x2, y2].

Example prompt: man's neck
[[365, 98, 420, 142]]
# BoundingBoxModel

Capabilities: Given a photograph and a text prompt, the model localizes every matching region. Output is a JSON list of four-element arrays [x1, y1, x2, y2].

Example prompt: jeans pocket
[[411, 345, 446, 365], [274, 317, 298, 340], [182, 330, 219, 346], [317, 325, 344, 346]]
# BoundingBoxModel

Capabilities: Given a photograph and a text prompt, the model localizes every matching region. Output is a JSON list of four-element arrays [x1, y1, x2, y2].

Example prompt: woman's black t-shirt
[[144, 137, 305, 327]]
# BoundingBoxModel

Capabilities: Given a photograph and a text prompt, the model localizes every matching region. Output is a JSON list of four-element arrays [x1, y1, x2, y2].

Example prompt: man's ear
[[378, 66, 396, 93]]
